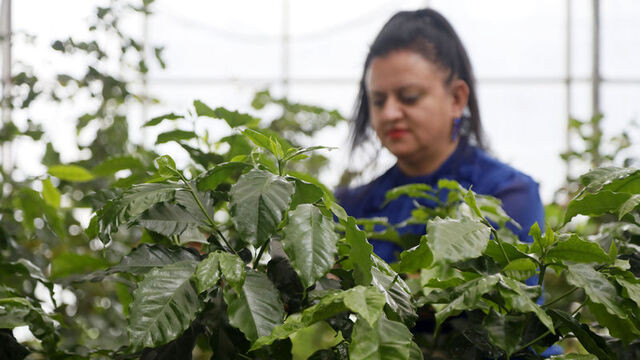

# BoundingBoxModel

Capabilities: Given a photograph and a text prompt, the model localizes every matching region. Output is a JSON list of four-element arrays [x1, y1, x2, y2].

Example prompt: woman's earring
[[451, 117, 462, 141]]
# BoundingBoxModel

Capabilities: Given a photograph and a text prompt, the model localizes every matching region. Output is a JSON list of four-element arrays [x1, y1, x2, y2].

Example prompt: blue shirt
[[336, 139, 545, 263]]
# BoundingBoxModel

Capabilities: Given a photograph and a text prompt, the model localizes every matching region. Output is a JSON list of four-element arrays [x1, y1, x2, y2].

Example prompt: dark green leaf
[[344, 216, 374, 285], [48, 164, 94, 182], [110, 244, 200, 275], [500, 277, 554, 333], [502, 258, 538, 281], [484, 240, 530, 266], [586, 300, 640, 344], [427, 217, 490, 264], [482, 310, 526, 358], [394, 235, 432, 274], [579, 167, 640, 194], [119, 183, 180, 221], [194, 252, 221, 293], [196, 162, 251, 191], [564, 191, 631, 224], [143, 112, 182, 127], [129, 261, 201, 351], [371, 257, 417, 327], [91, 155, 144, 177], [137, 202, 205, 237], [549, 309, 616, 360], [349, 315, 413, 360], [282, 204, 338, 289], [229, 169, 294, 247], [223, 270, 284, 342], [547, 234, 610, 263], [616, 277, 640, 308], [213, 106, 260, 128], [432, 275, 500, 330], [289, 178, 324, 208], [218, 252, 246, 289], [156, 130, 197, 144], [565, 264, 627, 318]]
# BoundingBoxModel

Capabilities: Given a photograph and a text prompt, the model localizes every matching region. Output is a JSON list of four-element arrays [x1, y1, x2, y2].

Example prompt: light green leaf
[[383, 183, 437, 207], [282, 204, 338, 289], [349, 315, 413, 360], [193, 99, 217, 118], [217, 252, 246, 289], [586, 300, 640, 344], [484, 240, 530, 266], [223, 270, 284, 342], [566, 264, 627, 318], [482, 310, 526, 358], [548, 354, 597, 360], [143, 112, 182, 127], [110, 244, 200, 275], [616, 277, 640, 308], [213, 106, 260, 128], [579, 166, 640, 194], [243, 128, 274, 153], [394, 235, 432, 274], [427, 217, 491, 264], [196, 162, 251, 191], [50, 253, 110, 280], [48, 164, 94, 182], [229, 169, 294, 247], [344, 216, 374, 285], [548, 309, 616, 360], [128, 261, 201, 351], [502, 258, 538, 281], [289, 178, 324, 208], [41, 178, 60, 209], [343, 286, 386, 327], [155, 130, 197, 144], [564, 191, 631, 224], [619, 194, 640, 219], [194, 252, 221, 293], [547, 234, 610, 263], [92, 156, 144, 177]]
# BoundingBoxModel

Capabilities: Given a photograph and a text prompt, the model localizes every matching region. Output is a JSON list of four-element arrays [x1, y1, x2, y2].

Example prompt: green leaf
[[137, 202, 204, 237], [427, 217, 491, 264], [243, 128, 274, 153], [196, 162, 251, 191], [251, 286, 384, 350], [482, 310, 526, 358], [564, 191, 631, 224], [484, 240, 530, 266], [156, 130, 197, 144], [218, 252, 246, 289], [579, 166, 640, 194], [154, 155, 178, 178], [547, 234, 610, 263], [289, 178, 324, 208], [213, 106, 260, 128], [344, 216, 374, 285], [548, 309, 616, 360], [229, 169, 294, 247], [394, 235, 432, 274], [194, 252, 221, 293], [143, 112, 182, 127], [41, 178, 60, 208], [119, 183, 180, 221], [616, 277, 640, 308], [223, 270, 284, 342], [50, 253, 110, 280], [128, 261, 201, 351], [565, 264, 627, 318], [548, 355, 597, 360], [500, 277, 554, 333], [110, 244, 200, 275], [383, 183, 437, 207], [193, 99, 217, 118], [586, 300, 640, 344], [619, 194, 640, 219], [349, 315, 413, 360], [48, 164, 94, 182], [502, 258, 538, 281], [371, 258, 417, 327], [92, 156, 144, 177], [282, 204, 338, 289]]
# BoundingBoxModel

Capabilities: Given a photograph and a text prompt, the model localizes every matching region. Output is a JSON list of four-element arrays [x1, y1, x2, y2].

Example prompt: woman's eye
[[371, 97, 385, 108], [400, 94, 420, 104]]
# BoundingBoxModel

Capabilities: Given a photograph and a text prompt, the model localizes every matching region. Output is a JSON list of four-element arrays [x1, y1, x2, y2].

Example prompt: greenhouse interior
[[1, 0, 639, 359]]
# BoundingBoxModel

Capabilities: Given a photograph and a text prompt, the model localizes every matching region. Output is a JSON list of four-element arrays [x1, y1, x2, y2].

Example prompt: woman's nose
[[380, 97, 403, 121]]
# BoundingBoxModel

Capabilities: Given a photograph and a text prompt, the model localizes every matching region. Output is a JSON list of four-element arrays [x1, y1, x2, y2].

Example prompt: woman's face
[[366, 50, 468, 172]]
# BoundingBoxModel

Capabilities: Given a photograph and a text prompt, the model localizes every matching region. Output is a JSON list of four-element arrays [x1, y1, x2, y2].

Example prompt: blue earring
[[451, 117, 462, 141]]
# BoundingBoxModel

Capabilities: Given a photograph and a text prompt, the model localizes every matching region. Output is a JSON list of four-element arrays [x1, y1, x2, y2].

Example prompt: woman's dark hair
[[351, 8, 484, 150]]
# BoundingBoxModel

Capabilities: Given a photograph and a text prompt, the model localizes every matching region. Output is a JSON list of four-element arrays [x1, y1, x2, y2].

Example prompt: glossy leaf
[[218, 252, 246, 289], [119, 183, 180, 221], [484, 240, 530, 266], [564, 191, 631, 224], [282, 204, 338, 289], [289, 178, 324, 208], [549, 309, 616, 360], [566, 264, 627, 318], [482, 310, 526, 358], [371, 258, 417, 327], [223, 270, 284, 342], [344, 216, 374, 285], [349, 315, 413, 360], [110, 244, 200, 275], [579, 167, 640, 194], [500, 277, 554, 333], [197, 162, 251, 191], [229, 169, 294, 247], [587, 300, 640, 344], [616, 277, 640, 308], [546, 234, 610, 263], [194, 252, 221, 293], [427, 217, 490, 264], [395, 235, 432, 274], [128, 261, 201, 351], [137, 202, 204, 237], [48, 164, 94, 182], [619, 194, 640, 219]]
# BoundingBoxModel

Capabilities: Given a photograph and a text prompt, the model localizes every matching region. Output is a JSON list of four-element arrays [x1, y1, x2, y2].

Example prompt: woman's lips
[[387, 129, 409, 140]]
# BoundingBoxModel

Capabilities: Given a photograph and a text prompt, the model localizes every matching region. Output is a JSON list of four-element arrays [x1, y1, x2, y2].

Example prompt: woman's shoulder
[[334, 166, 399, 215], [467, 146, 540, 195]]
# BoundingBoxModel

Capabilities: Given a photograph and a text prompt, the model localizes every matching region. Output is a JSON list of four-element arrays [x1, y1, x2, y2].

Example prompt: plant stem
[[515, 329, 552, 354], [253, 239, 269, 269], [175, 171, 238, 256], [538, 264, 546, 287], [543, 286, 579, 308], [491, 227, 510, 265]]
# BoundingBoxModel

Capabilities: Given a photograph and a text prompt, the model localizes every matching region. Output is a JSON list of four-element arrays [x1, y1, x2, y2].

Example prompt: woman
[[336, 8, 545, 264]]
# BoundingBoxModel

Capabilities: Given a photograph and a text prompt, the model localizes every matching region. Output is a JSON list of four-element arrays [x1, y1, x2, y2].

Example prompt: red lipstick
[[387, 129, 408, 139]]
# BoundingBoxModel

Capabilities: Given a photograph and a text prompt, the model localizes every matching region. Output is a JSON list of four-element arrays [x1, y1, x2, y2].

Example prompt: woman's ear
[[450, 79, 470, 117]]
